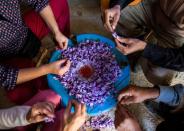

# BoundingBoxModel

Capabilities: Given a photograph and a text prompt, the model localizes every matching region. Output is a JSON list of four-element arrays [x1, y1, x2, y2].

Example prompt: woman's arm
[[0, 64, 51, 89], [17, 59, 70, 84], [21, 0, 68, 49], [39, 5, 68, 49], [0, 59, 70, 89], [17, 64, 50, 84], [0, 106, 30, 129], [0, 102, 55, 129], [22, 0, 59, 34], [39, 5, 59, 37]]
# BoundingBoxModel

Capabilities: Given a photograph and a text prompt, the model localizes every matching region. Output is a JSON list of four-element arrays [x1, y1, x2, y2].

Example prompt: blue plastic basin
[[47, 34, 130, 116]]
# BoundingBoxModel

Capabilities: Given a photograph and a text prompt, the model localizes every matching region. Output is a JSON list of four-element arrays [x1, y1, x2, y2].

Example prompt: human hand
[[26, 102, 55, 123], [55, 31, 68, 49], [115, 104, 142, 131], [47, 59, 71, 76], [115, 37, 147, 55], [103, 5, 121, 32], [64, 100, 87, 131], [118, 85, 159, 105]]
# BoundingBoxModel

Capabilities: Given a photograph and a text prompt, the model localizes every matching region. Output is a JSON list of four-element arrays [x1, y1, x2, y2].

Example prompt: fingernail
[[112, 25, 115, 30]]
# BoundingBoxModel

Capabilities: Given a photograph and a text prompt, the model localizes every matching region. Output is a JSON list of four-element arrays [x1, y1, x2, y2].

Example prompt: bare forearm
[[146, 87, 160, 100], [63, 124, 77, 131], [39, 5, 60, 35], [63, 126, 71, 131], [17, 65, 51, 84]]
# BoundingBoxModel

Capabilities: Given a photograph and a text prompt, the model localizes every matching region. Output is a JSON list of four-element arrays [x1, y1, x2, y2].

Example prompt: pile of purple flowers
[[85, 114, 114, 129], [57, 40, 121, 106]]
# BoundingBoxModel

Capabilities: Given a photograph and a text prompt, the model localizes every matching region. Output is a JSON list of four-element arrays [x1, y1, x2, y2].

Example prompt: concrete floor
[[69, 0, 110, 37]]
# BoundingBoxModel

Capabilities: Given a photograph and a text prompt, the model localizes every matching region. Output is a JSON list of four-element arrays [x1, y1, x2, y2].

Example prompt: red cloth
[[23, 0, 70, 39], [5, 58, 49, 105], [11, 90, 62, 131], [6, 0, 70, 105]]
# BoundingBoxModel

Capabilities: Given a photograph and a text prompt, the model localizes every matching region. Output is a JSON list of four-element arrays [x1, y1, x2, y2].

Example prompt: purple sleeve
[[21, 0, 49, 12], [0, 65, 19, 90]]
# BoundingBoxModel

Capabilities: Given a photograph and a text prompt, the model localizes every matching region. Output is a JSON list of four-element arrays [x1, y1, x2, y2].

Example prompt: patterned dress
[[0, 0, 49, 89]]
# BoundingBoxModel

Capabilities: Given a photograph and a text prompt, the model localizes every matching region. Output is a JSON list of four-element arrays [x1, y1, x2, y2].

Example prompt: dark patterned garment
[[0, 0, 49, 89], [110, 0, 133, 8], [143, 44, 184, 71]]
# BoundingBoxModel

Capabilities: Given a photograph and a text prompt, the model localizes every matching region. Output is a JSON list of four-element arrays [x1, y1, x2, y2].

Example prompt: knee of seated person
[[39, 90, 61, 106], [25, 89, 61, 107]]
